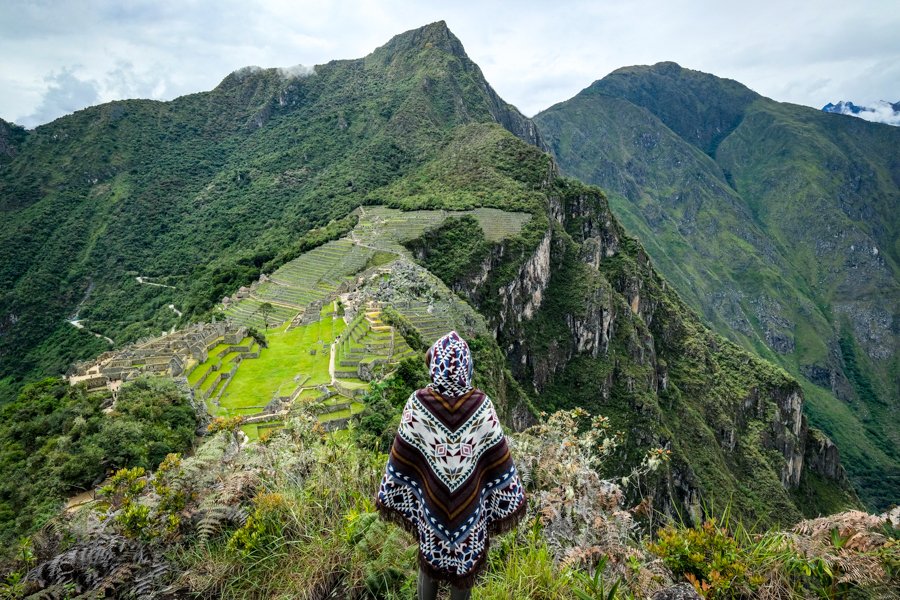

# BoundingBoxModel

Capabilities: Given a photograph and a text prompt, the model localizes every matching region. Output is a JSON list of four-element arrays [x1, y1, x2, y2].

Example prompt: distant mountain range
[[823, 100, 900, 126], [535, 63, 899, 509]]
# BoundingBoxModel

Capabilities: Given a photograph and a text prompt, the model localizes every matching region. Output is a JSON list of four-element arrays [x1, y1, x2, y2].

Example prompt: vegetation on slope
[[0, 377, 198, 547], [534, 62, 900, 509], [0, 21, 538, 401], [0, 25, 872, 585], [402, 125, 858, 524], [2, 407, 896, 599]]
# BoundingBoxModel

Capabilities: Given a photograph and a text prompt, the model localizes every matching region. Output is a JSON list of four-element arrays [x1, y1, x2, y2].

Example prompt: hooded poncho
[[375, 331, 527, 588]]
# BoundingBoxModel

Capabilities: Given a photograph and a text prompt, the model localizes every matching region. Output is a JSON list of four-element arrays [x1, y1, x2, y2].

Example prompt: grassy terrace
[[354, 206, 531, 252], [222, 206, 530, 331], [213, 315, 344, 417], [222, 297, 298, 329], [200, 206, 531, 437], [186, 338, 254, 387]]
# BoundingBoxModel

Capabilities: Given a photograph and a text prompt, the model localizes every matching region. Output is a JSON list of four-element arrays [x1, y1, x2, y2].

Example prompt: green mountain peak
[[587, 62, 760, 155], [374, 19, 464, 60], [535, 62, 900, 509]]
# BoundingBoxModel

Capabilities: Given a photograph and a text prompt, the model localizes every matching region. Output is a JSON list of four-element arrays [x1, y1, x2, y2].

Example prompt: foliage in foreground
[[1, 410, 896, 599], [0, 377, 198, 548]]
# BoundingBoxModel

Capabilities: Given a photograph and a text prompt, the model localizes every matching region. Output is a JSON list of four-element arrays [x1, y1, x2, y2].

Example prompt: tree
[[258, 302, 274, 331]]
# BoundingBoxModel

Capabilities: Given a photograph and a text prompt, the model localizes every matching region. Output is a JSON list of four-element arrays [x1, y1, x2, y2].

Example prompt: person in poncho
[[376, 331, 527, 599]]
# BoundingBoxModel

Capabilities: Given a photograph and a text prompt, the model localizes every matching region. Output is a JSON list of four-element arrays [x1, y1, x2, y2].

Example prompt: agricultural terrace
[[222, 206, 530, 331], [352, 206, 531, 252], [195, 206, 529, 439], [216, 306, 343, 416]]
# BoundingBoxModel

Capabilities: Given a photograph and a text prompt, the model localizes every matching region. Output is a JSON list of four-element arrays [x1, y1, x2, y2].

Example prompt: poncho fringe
[[376, 493, 527, 588]]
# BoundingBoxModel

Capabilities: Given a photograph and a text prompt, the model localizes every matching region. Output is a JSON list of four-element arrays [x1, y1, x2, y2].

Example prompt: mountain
[[534, 62, 900, 509], [0, 21, 541, 400], [0, 23, 855, 527], [823, 100, 900, 126]]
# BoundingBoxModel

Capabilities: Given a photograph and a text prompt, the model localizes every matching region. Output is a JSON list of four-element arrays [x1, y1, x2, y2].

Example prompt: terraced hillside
[[221, 205, 530, 330], [126, 205, 530, 440], [0, 21, 544, 403]]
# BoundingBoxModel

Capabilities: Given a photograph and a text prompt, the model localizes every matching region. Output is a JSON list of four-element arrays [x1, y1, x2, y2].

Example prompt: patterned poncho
[[375, 331, 527, 588]]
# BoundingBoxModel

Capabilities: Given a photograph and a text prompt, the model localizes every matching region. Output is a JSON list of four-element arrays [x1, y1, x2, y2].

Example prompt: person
[[375, 331, 527, 599]]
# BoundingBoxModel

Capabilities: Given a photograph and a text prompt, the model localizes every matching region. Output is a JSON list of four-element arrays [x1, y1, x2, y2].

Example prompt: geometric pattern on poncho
[[376, 388, 526, 586], [378, 459, 524, 580], [427, 331, 474, 399], [398, 391, 502, 492]]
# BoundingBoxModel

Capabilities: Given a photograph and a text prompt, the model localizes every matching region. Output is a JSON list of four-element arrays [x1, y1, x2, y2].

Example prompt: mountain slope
[[534, 62, 900, 508], [0, 24, 854, 523], [0, 21, 541, 397]]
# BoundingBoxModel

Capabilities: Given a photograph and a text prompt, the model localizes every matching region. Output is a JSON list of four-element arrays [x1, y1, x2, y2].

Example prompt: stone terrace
[[67, 321, 248, 396]]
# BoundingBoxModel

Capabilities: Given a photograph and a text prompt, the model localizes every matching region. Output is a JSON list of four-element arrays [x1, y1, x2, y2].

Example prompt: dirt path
[[329, 331, 338, 385], [68, 319, 115, 345], [135, 276, 175, 289]]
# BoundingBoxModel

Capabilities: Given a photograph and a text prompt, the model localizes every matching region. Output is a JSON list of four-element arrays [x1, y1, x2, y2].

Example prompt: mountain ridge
[[534, 61, 899, 509], [0, 23, 858, 532]]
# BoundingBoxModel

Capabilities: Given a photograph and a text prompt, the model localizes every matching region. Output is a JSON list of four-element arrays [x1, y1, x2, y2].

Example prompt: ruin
[[67, 321, 248, 396]]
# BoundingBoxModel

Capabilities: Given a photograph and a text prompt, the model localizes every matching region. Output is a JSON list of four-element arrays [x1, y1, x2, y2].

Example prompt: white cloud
[[1, 0, 898, 126], [17, 68, 100, 128], [277, 65, 315, 79], [835, 101, 900, 126]]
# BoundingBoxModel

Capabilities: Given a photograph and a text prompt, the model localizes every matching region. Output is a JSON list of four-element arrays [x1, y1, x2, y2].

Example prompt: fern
[[24, 533, 171, 600], [23, 584, 68, 600], [195, 505, 246, 543], [130, 561, 170, 599]]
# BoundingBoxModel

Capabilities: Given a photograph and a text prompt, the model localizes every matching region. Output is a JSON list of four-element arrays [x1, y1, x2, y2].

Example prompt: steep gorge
[[406, 127, 856, 523]]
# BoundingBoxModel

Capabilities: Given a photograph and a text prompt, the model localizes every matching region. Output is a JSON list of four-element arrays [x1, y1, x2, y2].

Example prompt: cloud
[[834, 101, 900, 126], [2, 1, 899, 125], [17, 68, 100, 128], [277, 65, 315, 79]]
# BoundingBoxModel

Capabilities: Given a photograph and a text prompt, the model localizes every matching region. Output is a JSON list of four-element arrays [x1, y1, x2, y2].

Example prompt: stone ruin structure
[[67, 321, 247, 396]]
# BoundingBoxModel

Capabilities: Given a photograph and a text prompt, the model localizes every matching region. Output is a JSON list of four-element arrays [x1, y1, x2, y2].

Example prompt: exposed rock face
[[456, 162, 855, 521], [497, 230, 552, 334], [769, 387, 805, 487], [805, 429, 848, 481]]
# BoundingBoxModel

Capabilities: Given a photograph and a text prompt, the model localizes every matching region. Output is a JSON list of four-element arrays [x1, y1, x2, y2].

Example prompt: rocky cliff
[[412, 138, 857, 524]]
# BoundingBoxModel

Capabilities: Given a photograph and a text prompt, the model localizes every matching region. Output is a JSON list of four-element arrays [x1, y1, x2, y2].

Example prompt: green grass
[[318, 402, 365, 422], [240, 421, 284, 441], [212, 316, 345, 416], [187, 343, 231, 386], [295, 388, 325, 402]]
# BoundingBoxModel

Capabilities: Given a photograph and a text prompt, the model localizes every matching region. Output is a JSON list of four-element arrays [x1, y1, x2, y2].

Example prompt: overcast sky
[[2, 0, 898, 128]]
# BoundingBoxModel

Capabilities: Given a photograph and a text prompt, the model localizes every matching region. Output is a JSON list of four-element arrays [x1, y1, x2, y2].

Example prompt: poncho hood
[[427, 330, 474, 399]]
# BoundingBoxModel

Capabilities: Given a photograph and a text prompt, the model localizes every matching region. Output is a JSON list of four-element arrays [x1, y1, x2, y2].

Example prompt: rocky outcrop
[[469, 166, 855, 520], [805, 428, 847, 481], [497, 230, 552, 335]]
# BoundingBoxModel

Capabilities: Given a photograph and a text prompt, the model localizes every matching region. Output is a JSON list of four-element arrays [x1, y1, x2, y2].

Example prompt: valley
[[67, 205, 531, 440]]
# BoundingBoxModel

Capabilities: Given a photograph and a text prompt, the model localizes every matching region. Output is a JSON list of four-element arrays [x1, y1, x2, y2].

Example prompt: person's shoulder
[[470, 389, 497, 413]]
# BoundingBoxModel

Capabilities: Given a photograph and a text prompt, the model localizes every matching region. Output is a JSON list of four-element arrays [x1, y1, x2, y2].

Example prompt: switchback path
[[136, 276, 175, 289]]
